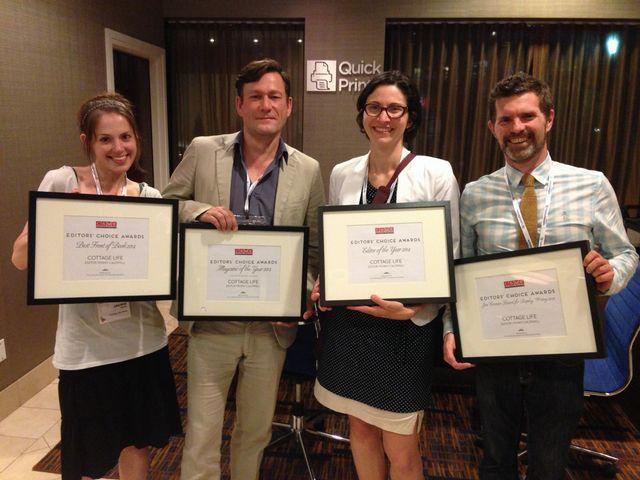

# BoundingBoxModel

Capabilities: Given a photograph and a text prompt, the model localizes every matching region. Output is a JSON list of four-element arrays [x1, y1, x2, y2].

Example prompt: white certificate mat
[[28, 192, 178, 304], [348, 222, 425, 284], [180, 225, 308, 320], [453, 241, 603, 361], [476, 268, 566, 339], [206, 244, 281, 301], [320, 202, 454, 306], [63, 215, 150, 281]]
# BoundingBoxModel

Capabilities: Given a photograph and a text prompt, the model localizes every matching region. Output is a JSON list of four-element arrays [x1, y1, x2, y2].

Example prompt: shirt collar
[[504, 152, 552, 187], [233, 131, 289, 166]]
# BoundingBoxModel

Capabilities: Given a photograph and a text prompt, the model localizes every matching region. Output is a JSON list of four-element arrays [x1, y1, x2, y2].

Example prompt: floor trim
[[0, 356, 57, 422]]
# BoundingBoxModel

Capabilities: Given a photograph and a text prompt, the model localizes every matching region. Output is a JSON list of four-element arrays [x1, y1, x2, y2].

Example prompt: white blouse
[[38, 166, 168, 370]]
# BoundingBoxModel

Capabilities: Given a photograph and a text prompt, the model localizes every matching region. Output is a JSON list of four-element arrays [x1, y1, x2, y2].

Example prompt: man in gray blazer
[[163, 58, 325, 480]]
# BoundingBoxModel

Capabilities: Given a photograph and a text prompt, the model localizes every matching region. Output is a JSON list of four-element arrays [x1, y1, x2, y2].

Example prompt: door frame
[[104, 28, 169, 190]]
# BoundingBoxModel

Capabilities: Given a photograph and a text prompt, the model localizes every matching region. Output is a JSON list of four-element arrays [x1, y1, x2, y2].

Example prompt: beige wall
[[0, 0, 164, 390], [163, 0, 640, 190]]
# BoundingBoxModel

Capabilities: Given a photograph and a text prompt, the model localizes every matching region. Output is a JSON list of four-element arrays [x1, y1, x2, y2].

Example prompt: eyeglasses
[[363, 103, 408, 118]]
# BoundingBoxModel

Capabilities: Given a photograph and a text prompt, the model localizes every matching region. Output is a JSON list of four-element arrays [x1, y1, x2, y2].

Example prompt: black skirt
[[317, 307, 439, 413], [58, 346, 182, 480]]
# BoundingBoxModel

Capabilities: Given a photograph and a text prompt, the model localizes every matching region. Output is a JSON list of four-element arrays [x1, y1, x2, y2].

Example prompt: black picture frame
[[27, 191, 178, 305], [318, 201, 455, 306], [179, 223, 309, 322], [452, 240, 604, 362]]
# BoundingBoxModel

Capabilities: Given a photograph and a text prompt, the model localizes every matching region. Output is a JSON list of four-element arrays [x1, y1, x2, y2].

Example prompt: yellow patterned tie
[[519, 173, 538, 249]]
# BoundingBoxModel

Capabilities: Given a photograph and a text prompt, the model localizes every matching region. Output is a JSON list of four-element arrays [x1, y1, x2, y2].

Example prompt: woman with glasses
[[312, 71, 460, 480]]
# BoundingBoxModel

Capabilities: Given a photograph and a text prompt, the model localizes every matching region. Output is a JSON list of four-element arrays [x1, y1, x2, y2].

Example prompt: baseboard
[[0, 356, 58, 422]]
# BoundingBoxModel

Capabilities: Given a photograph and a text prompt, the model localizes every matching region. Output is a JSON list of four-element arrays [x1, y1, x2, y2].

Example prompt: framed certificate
[[27, 191, 178, 304], [319, 202, 455, 306], [179, 223, 309, 321], [452, 241, 604, 362]]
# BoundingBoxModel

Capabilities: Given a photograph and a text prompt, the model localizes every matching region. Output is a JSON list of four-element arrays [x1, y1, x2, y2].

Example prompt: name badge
[[98, 302, 132, 324]]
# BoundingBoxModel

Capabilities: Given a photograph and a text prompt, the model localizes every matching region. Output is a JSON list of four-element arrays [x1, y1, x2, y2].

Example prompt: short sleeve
[[140, 184, 162, 199], [37, 166, 77, 193]]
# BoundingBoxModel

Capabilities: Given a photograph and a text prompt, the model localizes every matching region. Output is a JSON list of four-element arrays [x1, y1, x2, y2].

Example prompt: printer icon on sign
[[307, 60, 337, 92], [311, 61, 333, 90]]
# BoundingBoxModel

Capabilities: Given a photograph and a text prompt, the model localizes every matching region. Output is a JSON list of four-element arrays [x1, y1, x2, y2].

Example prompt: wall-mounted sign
[[307, 60, 337, 91], [306, 59, 382, 93]]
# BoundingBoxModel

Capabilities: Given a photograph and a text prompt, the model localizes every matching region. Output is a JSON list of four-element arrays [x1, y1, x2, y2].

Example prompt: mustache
[[506, 133, 532, 140]]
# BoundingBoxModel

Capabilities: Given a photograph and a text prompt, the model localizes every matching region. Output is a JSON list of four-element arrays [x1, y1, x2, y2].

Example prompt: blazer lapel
[[340, 154, 368, 205], [215, 142, 234, 208], [274, 151, 296, 225]]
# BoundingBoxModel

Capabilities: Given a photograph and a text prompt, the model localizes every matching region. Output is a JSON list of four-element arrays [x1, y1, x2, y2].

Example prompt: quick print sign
[[306, 59, 382, 93]]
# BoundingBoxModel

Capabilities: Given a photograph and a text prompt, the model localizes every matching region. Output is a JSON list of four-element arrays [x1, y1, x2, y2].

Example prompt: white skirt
[[314, 380, 423, 435]]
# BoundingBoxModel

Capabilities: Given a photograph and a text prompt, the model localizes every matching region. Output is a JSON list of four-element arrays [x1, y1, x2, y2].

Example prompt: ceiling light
[[606, 34, 620, 56]]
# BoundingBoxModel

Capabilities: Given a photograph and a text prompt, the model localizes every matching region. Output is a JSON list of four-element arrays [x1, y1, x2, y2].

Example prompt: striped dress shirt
[[459, 154, 637, 297]]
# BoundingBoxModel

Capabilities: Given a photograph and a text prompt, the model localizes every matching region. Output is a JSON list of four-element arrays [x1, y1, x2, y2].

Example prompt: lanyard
[[504, 162, 554, 248], [361, 175, 397, 205], [91, 163, 127, 196], [244, 171, 261, 217], [90, 162, 129, 317]]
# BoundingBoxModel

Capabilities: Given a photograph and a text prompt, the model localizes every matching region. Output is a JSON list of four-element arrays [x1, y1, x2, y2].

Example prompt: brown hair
[[488, 72, 554, 122], [77, 92, 142, 170], [356, 70, 422, 146], [235, 58, 291, 98]]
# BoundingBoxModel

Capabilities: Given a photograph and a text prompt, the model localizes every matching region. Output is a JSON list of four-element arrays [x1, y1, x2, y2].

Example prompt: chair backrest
[[622, 205, 640, 252], [622, 205, 639, 219], [584, 267, 640, 396]]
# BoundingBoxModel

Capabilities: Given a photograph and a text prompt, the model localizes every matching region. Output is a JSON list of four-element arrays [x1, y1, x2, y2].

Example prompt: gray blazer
[[163, 132, 325, 348]]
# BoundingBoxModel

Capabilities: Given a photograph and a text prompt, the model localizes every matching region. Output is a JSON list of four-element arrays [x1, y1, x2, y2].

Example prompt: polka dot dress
[[316, 181, 438, 413]]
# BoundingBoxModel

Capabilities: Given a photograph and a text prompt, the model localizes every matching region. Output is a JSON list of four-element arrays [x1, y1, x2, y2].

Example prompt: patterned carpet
[[34, 329, 640, 479]]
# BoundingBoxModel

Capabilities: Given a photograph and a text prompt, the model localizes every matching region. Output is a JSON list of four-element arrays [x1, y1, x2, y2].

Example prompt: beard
[[501, 130, 548, 164]]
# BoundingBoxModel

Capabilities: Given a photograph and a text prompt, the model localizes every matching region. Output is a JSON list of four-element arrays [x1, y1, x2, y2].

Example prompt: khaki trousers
[[180, 321, 287, 480]]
